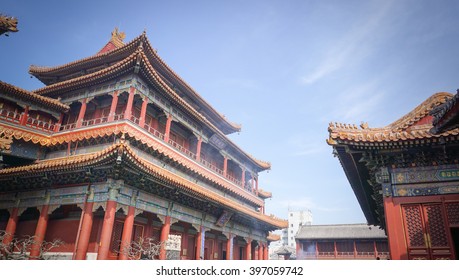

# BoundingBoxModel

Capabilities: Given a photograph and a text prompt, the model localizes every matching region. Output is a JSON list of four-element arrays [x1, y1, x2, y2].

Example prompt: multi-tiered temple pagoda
[[0, 29, 286, 260], [328, 92, 459, 260]]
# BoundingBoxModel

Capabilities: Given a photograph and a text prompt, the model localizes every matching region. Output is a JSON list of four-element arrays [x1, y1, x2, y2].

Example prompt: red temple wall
[[45, 219, 79, 252]]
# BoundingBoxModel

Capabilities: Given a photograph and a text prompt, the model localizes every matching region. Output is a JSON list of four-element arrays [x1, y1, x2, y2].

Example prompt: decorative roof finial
[[0, 14, 18, 37], [110, 27, 126, 47]]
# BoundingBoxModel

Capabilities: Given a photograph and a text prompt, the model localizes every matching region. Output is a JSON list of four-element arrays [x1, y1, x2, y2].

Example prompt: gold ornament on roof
[[110, 27, 126, 47], [0, 14, 18, 36]]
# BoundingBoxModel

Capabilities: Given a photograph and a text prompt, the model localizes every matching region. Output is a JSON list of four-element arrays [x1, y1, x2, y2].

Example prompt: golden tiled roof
[[327, 92, 459, 145], [28, 30, 143, 77], [0, 80, 69, 112], [0, 141, 287, 228]]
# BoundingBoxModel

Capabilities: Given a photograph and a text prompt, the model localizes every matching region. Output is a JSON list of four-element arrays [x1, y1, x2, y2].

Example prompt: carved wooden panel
[[445, 202, 459, 226], [402, 205, 426, 247], [424, 204, 448, 247]]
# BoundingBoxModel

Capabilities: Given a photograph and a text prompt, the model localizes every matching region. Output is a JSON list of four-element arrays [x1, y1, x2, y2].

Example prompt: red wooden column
[[20, 106, 29, 126], [138, 97, 149, 128], [373, 240, 378, 259], [255, 177, 259, 195], [118, 206, 135, 260], [163, 114, 173, 142], [257, 244, 263, 260], [76, 99, 88, 128], [353, 240, 357, 259], [159, 216, 171, 260], [108, 91, 119, 122], [74, 201, 94, 260], [124, 87, 135, 121], [225, 234, 233, 260], [263, 243, 269, 260], [29, 204, 50, 260], [223, 157, 228, 177], [333, 241, 337, 258], [97, 199, 117, 260], [195, 227, 207, 260], [54, 113, 64, 132], [245, 239, 252, 260], [2, 207, 19, 247], [195, 137, 202, 161], [195, 229, 202, 260]]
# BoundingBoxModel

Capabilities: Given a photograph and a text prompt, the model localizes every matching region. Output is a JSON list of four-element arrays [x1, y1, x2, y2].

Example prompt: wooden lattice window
[[424, 204, 449, 247], [402, 205, 426, 247], [446, 202, 459, 226], [110, 221, 124, 256]]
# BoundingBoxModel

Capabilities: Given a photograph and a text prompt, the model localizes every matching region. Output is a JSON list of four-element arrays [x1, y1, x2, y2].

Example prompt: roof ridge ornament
[[0, 14, 18, 36], [110, 27, 126, 48]]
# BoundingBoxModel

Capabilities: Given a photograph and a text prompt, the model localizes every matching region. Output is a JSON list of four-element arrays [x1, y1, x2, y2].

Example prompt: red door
[[401, 203, 453, 259]]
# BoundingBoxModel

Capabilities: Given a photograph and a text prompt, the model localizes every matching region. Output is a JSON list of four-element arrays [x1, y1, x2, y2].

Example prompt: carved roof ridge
[[29, 30, 146, 76], [32, 50, 139, 95], [0, 143, 119, 175], [0, 80, 69, 112], [327, 92, 457, 145], [388, 92, 452, 131]]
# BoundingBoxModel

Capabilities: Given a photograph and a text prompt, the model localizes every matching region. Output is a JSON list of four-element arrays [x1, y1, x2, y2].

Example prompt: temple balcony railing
[[317, 252, 335, 258], [143, 123, 165, 140], [168, 139, 197, 160], [60, 122, 76, 131], [0, 109, 21, 124], [58, 115, 249, 192], [226, 174, 242, 187], [26, 117, 55, 132], [82, 116, 109, 126], [200, 157, 224, 176], [130, 115, 140, 125], [0, 109, 55, 133]]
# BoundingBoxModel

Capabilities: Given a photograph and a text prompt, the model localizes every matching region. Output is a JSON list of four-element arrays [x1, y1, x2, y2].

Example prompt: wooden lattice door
[[401, 203, 453, 259]]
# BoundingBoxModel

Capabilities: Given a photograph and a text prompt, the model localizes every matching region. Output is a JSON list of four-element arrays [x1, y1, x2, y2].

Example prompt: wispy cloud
[[300, 1, 395, 85], [329, 77, 387, 123]]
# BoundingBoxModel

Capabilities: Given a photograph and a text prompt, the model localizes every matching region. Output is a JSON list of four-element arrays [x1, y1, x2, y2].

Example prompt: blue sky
[[2, 0, 459, 225]]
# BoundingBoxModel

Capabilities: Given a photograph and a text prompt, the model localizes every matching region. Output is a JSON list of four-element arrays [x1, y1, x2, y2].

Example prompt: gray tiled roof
[[296, 224, 387, 240]]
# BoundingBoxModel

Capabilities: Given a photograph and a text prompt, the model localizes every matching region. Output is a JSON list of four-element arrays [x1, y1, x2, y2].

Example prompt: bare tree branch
[[0, 230, 65, 260]]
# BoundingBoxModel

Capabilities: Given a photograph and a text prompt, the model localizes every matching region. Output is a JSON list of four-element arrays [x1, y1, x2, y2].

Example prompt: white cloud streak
[[300, 1, 395, 85]]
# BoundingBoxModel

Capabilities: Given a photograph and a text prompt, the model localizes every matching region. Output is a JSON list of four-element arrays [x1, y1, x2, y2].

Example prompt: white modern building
[[269, 208, 313, 259]]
